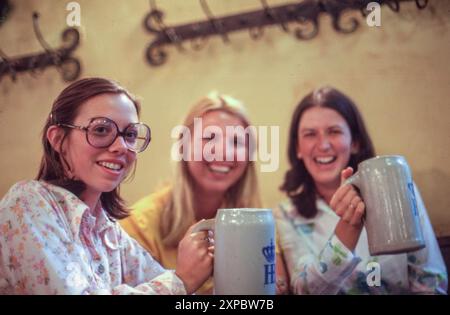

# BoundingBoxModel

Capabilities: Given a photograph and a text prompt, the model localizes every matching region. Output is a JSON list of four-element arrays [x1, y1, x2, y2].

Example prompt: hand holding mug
[[338, 155, 425, 255], [175, 221, 214, 294], [330, 167, 366, 228], [191, 208, 276, 295]]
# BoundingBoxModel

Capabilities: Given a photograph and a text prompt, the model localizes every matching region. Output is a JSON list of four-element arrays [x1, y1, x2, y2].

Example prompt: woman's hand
[[175, 222, 214, 294], [330, 167, 365, 227], [275, 253, 290, 295], [329, 167, 365, 251]]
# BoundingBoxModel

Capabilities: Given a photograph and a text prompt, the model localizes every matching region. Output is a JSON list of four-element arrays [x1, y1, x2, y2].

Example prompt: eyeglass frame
[[56, 116, 152, 153]]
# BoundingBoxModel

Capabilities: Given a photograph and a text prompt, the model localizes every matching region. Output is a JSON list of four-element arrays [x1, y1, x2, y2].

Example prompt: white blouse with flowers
[[275, 185, 447, 295], [0, 180, 186, 295]]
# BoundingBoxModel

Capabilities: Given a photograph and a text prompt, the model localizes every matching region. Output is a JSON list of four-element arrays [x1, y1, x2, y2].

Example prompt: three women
[[0, 79, 446, 294]]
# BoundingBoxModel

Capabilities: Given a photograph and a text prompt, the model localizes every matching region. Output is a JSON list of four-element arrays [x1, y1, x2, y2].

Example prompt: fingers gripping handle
[[342, 171, 366, 224]]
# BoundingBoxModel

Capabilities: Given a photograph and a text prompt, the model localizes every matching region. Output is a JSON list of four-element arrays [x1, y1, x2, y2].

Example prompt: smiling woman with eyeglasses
[[0, 77, 213, 295], [57, 117, 151, 153]]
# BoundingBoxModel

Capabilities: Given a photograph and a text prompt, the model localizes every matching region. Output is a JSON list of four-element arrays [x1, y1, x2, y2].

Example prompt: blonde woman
[[121, 92, 289, 294]]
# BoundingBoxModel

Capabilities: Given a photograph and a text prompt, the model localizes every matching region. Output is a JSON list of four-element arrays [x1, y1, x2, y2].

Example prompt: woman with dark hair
[[0, 78, 213, 294], [276, 86, 447, 294]]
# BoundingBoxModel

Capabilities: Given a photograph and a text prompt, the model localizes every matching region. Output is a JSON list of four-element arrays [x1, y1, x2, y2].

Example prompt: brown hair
[[37, 77, 141, 219], [280, 86, 375, 218]]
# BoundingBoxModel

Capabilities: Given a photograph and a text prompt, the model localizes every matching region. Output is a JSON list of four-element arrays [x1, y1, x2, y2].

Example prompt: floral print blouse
[[275, 184, 447, 295], [0, 180, 186, 295]]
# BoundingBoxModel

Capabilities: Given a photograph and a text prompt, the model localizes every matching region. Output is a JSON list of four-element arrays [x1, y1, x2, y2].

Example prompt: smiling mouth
[[314, 156, 337, 165], [97, 161, 124, 171], [208, 164, 232, 174]]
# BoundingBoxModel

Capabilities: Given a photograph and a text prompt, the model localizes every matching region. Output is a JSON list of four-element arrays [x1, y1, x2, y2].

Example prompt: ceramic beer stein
[[345, 155, 425, 255], [193, 208, 276, 295]]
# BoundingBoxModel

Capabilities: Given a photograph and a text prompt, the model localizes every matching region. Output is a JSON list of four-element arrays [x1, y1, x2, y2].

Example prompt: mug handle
[[191, 218, 215, 233], [342, 171, 361, 188], [342, 171, 366, 224]]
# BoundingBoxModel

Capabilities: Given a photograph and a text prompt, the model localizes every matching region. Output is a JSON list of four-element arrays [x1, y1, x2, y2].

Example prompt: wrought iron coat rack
[[144, 0, 429, 66], [0, 12, 81, 83]]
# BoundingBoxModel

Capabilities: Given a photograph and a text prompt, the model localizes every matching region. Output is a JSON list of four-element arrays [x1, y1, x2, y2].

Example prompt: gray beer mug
[[344, 155, 425, 255], [192, 208, 276, 295]]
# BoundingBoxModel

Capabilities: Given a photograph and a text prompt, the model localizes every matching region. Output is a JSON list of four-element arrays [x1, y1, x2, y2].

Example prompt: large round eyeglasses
[[57, 117, 151, 153]]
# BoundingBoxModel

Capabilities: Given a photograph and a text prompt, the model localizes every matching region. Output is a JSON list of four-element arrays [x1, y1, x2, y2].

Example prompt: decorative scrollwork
[[292, 2, 321, 40], [61, 28, 80, 51], [144, 9, 165, 33], [415, 0, 428, 9], [146, 40, 168, 66], [0, 12, 81, 83], [59, 57, 81, 82], [386, 0, 400, 12], [143, 0, 429, 67], [293, 16, 319, 40], [332, 14, 360, 34]]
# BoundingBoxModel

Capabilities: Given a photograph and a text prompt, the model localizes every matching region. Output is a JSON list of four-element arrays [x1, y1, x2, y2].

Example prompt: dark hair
[[37, 77, 141, 219], [280, 86, 375, 218]]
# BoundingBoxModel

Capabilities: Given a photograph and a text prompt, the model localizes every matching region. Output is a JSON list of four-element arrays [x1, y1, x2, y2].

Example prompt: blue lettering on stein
[[407, 182, 418, 217], [262, 239, 275, 285]]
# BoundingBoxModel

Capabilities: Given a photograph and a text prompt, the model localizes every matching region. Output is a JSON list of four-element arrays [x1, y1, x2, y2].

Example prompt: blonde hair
[[160, 92, 262, 247]]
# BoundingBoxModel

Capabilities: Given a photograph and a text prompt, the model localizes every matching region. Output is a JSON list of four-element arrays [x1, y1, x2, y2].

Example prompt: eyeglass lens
[[87, 118, 150, 152]]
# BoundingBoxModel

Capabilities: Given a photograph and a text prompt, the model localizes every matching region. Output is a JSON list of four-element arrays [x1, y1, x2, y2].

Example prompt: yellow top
[[120, 186, 213, 295]]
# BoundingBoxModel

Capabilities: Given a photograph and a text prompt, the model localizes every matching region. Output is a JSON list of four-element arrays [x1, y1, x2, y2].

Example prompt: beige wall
[[1, 0, 449, 235]]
